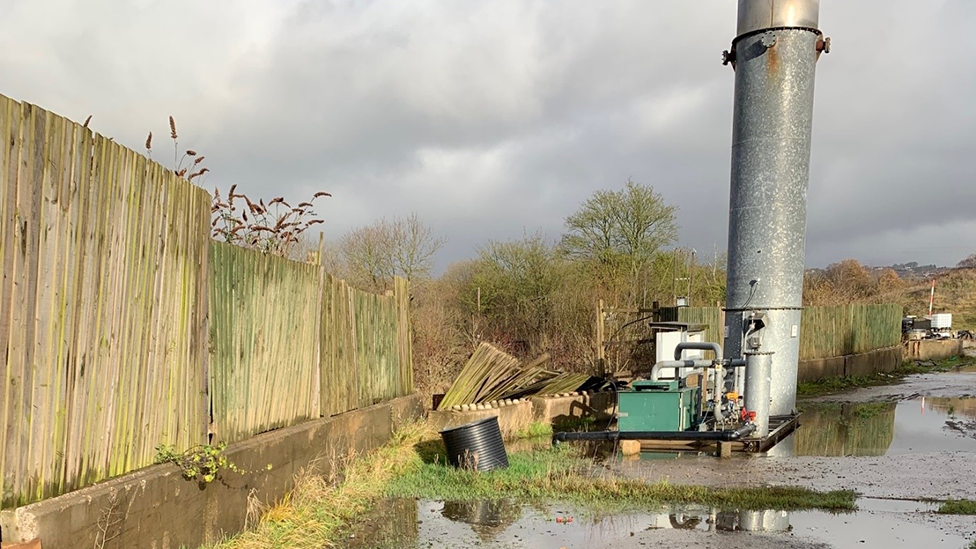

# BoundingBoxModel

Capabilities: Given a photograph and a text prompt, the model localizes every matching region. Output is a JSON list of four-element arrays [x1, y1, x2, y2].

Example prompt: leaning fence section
[[209, 242, 322, 443], [319, 275, 413, 417], [0, 96, 211, 507]]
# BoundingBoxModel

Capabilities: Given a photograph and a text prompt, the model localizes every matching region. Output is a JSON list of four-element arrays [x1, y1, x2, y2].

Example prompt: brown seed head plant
[[150, 115, 330, 259], [211, 184, 330, 258]]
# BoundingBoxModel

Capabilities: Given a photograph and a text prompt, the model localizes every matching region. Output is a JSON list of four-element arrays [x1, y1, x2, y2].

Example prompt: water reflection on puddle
[[783, 397, 976, 457], [339, 497, 966, 549]]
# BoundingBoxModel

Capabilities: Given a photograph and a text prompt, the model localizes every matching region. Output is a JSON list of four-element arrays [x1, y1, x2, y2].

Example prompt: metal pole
[[722, 0, 828, 416], [928, 279, 935, 316], [596, 299, 606, 376]]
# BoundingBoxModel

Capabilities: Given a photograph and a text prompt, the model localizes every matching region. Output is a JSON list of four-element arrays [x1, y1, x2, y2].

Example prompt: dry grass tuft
[[210, 422, 433, 549]]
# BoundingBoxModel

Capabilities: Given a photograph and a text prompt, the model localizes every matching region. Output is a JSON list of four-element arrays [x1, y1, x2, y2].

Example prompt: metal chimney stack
[[722, 0, 828, 423]]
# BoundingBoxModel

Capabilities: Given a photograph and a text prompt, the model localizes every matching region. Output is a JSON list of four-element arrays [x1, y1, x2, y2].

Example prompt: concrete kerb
[[903, 339, 964, 362], [845, 346, 902, 377], [796, 356, 845, 383], [528, 392, 614, 427], [427, 392, 616, 440], [0, 394, 423, 549], [427, 400, 534, 440]]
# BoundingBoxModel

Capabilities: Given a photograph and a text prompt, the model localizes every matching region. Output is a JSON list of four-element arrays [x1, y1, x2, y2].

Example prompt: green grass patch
[[938, 499, 976, 515], [515, 421, 553, 439], [385, 445, 856, 513], [553, 415, 600, 432], [797, 401, 894, 421], [797, 357, 971, 398]]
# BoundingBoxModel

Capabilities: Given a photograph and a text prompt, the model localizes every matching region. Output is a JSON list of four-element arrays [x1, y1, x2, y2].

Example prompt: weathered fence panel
[[675, 306, 724, 359], [0, 95, 211, 507], [799, 303, 902, 360], [209, 242, 321, 442], [319, 275, 413, 417]]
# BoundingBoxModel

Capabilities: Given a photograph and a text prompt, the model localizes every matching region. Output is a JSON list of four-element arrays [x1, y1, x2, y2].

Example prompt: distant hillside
[[869, 262, 951, 280], [896, 268, 976, 330]]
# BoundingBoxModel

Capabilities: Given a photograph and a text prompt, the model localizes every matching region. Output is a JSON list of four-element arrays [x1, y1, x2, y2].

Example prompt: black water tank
[[440, 416, 509, 472]]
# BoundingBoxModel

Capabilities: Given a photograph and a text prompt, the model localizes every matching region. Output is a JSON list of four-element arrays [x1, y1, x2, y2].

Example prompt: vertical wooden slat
[[15, 102, 44, 503], [0, 98, 24, 505]]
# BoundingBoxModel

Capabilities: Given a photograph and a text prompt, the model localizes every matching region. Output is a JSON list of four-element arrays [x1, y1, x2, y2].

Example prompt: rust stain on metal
[[766, 44, 780, 77], [766, 44, 780, 74]]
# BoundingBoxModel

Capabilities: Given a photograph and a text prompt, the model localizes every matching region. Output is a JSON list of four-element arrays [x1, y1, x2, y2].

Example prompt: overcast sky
[[2, 0, 973, 270]]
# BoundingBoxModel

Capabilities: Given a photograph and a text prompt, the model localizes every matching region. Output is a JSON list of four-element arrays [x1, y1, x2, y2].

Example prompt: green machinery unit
[[617, 380, 700, 432]]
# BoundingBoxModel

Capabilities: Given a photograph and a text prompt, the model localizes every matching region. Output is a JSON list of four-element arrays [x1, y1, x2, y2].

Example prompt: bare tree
[[340, 213, 445, 290]]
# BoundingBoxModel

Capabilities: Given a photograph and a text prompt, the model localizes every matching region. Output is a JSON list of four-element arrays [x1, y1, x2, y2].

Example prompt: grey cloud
[[0, 0, 972, 270]]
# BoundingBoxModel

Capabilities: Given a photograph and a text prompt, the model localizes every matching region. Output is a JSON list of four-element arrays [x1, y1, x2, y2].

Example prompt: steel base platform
[[632, 414, 800, 454]]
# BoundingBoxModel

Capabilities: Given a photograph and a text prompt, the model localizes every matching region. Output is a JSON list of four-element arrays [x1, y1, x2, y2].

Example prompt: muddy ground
[[602, 365, 976, 547], [342, 359, 976, 548], [610, 368, 976, 501]]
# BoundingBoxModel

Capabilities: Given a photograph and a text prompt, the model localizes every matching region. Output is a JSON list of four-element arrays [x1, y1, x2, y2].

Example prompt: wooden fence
[[669, 304, 903, 361], [0, 96, 211, 506], [0, 93, 413, 508], [798, 303, 902, 360]]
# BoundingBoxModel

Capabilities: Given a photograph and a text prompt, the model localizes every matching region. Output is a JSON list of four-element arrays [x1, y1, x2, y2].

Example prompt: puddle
[[786, 397, 976, 457], [338, 497, 969, 548]]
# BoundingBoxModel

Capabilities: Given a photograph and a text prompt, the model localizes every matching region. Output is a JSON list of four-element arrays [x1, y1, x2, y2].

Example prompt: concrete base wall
[[844, 345, 902, 377], [0, 394, 423, 549], [903, 339, 964, 361], [427, 401, 534, 440], [529, 392, 614, 426], [427, 392, 615, 440], [796, 356, 846, 383], [797, 346, 902, 382]]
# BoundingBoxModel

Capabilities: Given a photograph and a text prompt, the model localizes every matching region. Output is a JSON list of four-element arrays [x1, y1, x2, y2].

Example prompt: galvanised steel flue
[[722, 0, 828, 417]]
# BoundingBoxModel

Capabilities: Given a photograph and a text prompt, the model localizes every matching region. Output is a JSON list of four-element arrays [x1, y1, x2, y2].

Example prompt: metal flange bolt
[[816, 36, 831, 54], [722, 49, 735, 66]]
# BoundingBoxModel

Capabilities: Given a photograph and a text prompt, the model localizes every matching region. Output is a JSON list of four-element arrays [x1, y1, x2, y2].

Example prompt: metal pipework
[[674, 341, 722, 361], [723, 0, 827, 416], [744, 351, 773, 436], [713, 361, 725, 423], [650, 359, 745, 381]]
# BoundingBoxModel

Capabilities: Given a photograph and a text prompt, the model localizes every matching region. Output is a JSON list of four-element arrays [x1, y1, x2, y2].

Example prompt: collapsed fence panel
[[0, 96, 211, 507]]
